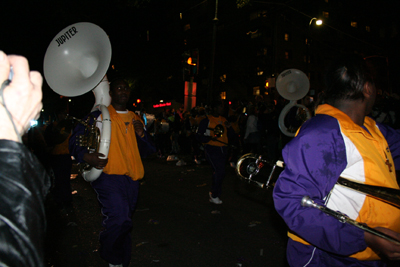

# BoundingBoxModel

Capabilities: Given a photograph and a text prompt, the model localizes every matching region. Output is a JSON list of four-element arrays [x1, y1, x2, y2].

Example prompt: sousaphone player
[[69, 78, 155, 267], [44, 22, 155, 267]]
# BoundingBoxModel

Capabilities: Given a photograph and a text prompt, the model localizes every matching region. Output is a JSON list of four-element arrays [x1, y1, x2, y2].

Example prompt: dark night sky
[[3, 0, 400, 73], [3, 0, 400, 115], [2, 0, 186, 114]]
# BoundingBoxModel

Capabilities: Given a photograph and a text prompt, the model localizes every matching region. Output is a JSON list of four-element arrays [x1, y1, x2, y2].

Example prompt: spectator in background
[[243, 104, 260, 154], [154, 112, 169, 158], [258, 96, 280, 163], [44, 102, 74, 210]]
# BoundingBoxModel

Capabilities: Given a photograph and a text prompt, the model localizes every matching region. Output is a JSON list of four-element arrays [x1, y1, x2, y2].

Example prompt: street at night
[[3, 1, 400, 267], [44, 153, 288, 267]]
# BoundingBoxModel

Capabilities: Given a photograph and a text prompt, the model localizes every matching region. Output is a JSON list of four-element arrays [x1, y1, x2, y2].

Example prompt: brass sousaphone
[[43, 22, 112, 182]]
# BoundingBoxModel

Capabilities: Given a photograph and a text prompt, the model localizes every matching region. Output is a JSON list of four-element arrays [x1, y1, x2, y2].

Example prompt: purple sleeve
[[196, 117, 212, 144], [273, 115, 367, 255], [377, 122, 400, 170], [136, 130, 156, 158]]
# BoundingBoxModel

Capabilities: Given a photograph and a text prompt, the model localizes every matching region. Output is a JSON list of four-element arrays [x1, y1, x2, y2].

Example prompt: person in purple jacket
[[273, 54, 400, 266]]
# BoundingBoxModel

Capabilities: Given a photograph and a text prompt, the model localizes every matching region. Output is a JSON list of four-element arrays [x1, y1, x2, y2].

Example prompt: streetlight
[[309, 17, 323, 27], [306, 18, 323, 96], [306, 18, 323, 89]]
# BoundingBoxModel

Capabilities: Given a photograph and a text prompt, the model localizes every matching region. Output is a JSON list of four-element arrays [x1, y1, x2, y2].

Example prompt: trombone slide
[[301, 196, 400, 245], [337, 177, 400, 208], [235, 154, 400, 209]]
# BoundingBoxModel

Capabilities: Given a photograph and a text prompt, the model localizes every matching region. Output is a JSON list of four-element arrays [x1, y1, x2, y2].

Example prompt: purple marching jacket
[[273, 104, 400, 267]]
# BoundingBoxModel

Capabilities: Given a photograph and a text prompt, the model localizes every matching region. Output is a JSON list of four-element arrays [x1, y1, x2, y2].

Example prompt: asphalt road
[[44, 153, 289, 267]]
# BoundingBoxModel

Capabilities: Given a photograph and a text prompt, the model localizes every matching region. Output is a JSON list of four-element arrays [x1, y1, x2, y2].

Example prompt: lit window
[[323, 11, 329, 18], [253, 86, 260, 96], [284, 33, 290, 41], [257, 71, 264, 76], [366, 26, 371, 32], [220, 91, 226, 100], [258, 11, 267, 17], [285, 50, 292, 60], [351, 21, 358, 28]]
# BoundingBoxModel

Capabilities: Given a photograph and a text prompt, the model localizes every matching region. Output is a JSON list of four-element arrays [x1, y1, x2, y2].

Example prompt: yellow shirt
[[205, 115, 228, 147], [102, 106, 145, 181]]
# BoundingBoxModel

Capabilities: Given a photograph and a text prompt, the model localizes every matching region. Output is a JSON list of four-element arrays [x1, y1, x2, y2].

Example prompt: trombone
[[301, 196, 400, 245], [235, 153, 400, 208], [235, 153, 400, 244]]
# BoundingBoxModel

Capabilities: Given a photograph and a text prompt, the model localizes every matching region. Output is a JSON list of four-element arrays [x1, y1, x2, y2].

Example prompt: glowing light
[[153, 102, 172, 108], [187, 57, 196, 66], [30, 120, 38, 127]]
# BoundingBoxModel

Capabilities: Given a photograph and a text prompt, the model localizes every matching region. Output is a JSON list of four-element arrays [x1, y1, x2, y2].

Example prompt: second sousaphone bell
[[276, 69, 311, 137]]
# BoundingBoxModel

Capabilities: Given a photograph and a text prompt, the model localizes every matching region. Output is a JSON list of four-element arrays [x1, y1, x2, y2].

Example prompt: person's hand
[[365, 227, 400, 260], [83, 152, 108, 169], [0, 52, 43, 142], [133, 119, 144, 137]]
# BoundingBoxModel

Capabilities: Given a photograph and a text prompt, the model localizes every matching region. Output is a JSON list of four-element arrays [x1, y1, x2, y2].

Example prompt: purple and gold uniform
[[273, 104, 400, 266], [69, 104, 154, 267]]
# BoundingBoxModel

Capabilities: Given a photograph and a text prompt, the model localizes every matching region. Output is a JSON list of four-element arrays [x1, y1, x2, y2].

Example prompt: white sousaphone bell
[[43, 22, 112, 182], [276, 69, 311, 137]]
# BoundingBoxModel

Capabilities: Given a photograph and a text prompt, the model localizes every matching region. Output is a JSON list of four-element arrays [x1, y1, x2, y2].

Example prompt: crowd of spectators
[[145, 94, 316, 167]]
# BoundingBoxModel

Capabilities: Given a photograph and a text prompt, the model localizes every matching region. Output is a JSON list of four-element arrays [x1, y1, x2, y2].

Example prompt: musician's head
[[109, 78, 131, 109], [323, 54, 375, 110]]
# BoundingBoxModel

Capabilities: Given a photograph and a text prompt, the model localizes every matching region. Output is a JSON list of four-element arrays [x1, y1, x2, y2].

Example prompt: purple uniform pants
[[205, 144, 228, 198], [91, 173, 140, 267]]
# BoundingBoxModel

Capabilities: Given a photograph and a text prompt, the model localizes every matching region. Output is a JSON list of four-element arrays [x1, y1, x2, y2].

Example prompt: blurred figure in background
[[243, 104, 260, 154], [44, 101, 74, 210], [197, 100, 236, 204]]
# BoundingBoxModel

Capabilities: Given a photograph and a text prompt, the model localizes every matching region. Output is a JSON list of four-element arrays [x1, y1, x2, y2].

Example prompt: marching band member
[[273, 54, 400, 266], [69, 78, 155, 267], [197, 100, 236, 204]]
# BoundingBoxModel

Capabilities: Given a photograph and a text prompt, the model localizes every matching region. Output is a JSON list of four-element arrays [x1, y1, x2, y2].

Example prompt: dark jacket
[[0, 140, 51, 267]]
